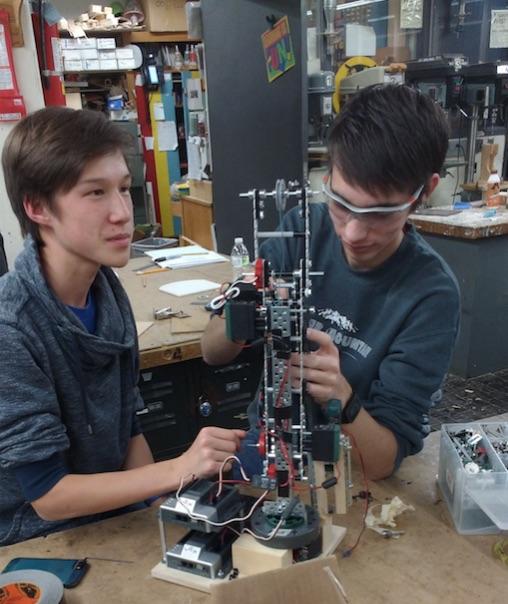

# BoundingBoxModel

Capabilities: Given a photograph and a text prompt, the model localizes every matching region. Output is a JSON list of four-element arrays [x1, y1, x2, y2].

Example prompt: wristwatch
[[341, 392, 362, 424]]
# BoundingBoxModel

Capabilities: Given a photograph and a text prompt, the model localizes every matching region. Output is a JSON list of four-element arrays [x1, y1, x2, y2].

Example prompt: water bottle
[[230, 237, 250, 280]]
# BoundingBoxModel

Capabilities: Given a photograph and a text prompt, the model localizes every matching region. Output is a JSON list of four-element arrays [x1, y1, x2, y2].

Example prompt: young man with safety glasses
[[202, 84, 460, 480]]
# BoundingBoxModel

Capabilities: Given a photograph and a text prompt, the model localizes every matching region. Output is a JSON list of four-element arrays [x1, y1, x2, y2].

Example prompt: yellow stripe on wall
[[149, 92, 173, 236]]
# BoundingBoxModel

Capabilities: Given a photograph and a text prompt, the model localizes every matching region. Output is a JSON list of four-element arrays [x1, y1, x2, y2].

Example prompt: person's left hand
[[290, 328, 352, 407]]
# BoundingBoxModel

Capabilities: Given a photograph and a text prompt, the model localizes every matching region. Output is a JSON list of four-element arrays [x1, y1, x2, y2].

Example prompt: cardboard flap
[[210, 556, 346, 604]]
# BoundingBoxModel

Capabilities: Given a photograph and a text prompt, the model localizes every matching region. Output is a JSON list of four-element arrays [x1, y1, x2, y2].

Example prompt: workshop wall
[[0, 0, 45, 267], [50, 0, 90, 20]]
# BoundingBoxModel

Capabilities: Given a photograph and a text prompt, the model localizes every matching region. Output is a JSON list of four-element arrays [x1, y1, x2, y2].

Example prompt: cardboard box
[[64, 59, 83, 72], [99, 50, 117, 60], [62, 49, 81, 61], [188, 179, 212, 203], [210, 556, 345, 604], [81, 48, 99, 59], [97, 37, 116, 49], [76, 38, 97, 49], [117, 58, 136, 70], [99, 59, 118, 70], [116, 48, 134, 59], [84, 59, 100, 71], [142, 0, 187, 33]]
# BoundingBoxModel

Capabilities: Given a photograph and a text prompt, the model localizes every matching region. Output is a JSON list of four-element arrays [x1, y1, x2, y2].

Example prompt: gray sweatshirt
[[0, 237, 143, 545]]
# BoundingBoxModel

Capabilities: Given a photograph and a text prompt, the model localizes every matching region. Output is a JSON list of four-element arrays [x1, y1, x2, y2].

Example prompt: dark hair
[[327, 84, 449, 197], [2, 107, 134, 242]]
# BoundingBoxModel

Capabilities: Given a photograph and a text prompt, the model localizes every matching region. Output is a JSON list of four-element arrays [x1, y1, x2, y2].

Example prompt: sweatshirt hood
[[14, 237, 137, 362], [13, 237, 139, 436]]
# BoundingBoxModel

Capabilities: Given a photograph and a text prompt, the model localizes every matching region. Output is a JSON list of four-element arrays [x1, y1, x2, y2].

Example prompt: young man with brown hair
[[202, 85, 460, 480], [0, 107, 244, 545]]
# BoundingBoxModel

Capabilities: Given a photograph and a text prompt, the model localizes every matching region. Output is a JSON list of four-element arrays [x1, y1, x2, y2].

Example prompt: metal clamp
[[153, 307, 191, 320]]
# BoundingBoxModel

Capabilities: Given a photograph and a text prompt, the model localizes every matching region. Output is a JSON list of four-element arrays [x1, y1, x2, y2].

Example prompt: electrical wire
[[175, 475, 269, 527], [340, 430, 370, 557], [215, 455, 250, 498]]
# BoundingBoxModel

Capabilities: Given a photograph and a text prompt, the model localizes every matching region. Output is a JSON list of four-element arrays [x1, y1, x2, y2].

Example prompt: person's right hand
[[178, 426, 246, 479]]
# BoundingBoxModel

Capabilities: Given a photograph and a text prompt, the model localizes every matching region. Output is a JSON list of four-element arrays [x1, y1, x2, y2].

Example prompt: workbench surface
[[1, 415, 506, 603], [117, 256, 231, 368], [409, 207, 508, 239]]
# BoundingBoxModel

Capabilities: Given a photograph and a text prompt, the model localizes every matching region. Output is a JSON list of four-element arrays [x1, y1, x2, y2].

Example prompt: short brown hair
[[2, 107, 134, 242], [328, 84, 449, 197]]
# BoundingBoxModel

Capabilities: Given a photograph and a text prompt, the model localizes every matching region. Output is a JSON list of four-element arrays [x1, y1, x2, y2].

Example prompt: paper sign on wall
[[400, 0, 423, 30], [491, 10, 508, 48], [157, 121, 178, 151], [261, 16, 295, 83]]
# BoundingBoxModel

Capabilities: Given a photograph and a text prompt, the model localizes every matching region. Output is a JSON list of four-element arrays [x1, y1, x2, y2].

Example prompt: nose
[[343, 215, 369, 243], [109, 190, 132, 223]]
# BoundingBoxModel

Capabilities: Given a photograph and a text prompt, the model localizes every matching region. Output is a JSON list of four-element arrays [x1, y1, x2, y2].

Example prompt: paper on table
[[160, 252, 228, 269], [159, 279, 221, 297], [143, 245, 227, 269], [144, 244, 208, 260]]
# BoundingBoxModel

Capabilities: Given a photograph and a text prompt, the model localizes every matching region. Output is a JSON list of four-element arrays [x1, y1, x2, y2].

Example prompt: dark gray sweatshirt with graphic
[[0, 237, 143, 545], [257, 203, 460, 468]]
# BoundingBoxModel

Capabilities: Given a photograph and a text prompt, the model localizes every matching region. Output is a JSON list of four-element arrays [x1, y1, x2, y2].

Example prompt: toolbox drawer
[[137, 364, 194, 461]]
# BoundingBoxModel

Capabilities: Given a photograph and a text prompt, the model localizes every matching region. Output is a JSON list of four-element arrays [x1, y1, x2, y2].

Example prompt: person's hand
[[290, 328, 352, 407], [179, 427, 246, 479]]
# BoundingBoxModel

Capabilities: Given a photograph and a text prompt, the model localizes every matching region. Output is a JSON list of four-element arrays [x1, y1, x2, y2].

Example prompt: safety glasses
[[322, 181, 424, 218]]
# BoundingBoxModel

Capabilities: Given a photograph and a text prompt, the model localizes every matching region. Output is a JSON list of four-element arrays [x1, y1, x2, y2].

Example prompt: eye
[[87, 189, 104, 197], [120, 185, 131, 194]]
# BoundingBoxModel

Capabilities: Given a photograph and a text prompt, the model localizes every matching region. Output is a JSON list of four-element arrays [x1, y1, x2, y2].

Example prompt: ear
[[423, 173, 440, 199], [23, 196, 53, 227]]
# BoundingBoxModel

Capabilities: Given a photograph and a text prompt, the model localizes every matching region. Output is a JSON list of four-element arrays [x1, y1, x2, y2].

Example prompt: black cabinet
[[192, 348, 263, 432], [137, 364, 195, 461], [137, 349, 263, 461]]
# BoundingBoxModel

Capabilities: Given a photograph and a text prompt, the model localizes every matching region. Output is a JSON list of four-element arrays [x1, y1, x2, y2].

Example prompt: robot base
[[151, 523, 346, 593]]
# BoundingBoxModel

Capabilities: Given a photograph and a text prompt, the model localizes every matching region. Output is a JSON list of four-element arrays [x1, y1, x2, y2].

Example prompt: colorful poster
[[262, 16, 296, 83]]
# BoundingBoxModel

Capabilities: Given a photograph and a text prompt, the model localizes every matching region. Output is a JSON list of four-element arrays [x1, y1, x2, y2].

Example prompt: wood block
[[232, 533, 292, 576]]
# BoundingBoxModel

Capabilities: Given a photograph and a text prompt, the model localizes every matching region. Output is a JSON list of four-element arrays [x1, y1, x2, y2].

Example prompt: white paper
[[188, 138, 201, 180], [159, 253, 228, 269], [400, 0, 423, 30], [157, 121, 178, 152], [490, 10, 508, 48], [144, 244, 209, 259], [186, 78, 203, 110], [153, 102, 165, 121], [159, 279, 221, 297], [144, 136, 154, 151]]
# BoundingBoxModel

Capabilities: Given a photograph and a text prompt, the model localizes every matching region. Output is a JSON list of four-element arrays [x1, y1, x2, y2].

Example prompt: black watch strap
[[341, 392, 362, 424]]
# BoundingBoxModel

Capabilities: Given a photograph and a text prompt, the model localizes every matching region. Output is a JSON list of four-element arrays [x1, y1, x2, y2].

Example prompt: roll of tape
[[0, 570, 64, 603]]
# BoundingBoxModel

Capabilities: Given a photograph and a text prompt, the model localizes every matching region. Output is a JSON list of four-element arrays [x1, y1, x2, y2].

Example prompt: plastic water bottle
[[231, 237, 250, 280]]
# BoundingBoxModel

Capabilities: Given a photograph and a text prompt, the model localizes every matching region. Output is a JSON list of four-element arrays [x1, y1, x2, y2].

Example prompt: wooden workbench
[[409, 207, 508, 239], [1, 415, 506, 604], [117, 256, 231, 369]]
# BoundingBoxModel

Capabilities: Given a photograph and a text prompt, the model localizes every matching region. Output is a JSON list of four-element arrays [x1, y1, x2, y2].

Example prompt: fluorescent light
[[336, 0, 386, 11]]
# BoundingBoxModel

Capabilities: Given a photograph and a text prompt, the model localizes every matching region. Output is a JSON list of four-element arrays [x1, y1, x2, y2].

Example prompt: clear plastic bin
[[438, 422, 508, 535]]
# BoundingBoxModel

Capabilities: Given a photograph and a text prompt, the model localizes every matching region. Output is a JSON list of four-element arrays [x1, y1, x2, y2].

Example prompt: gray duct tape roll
[[0, 570, 64, 603]]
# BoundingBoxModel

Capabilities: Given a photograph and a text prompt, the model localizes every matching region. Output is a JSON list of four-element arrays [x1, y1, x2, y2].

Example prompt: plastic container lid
[[234, 237, 244, 245]]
